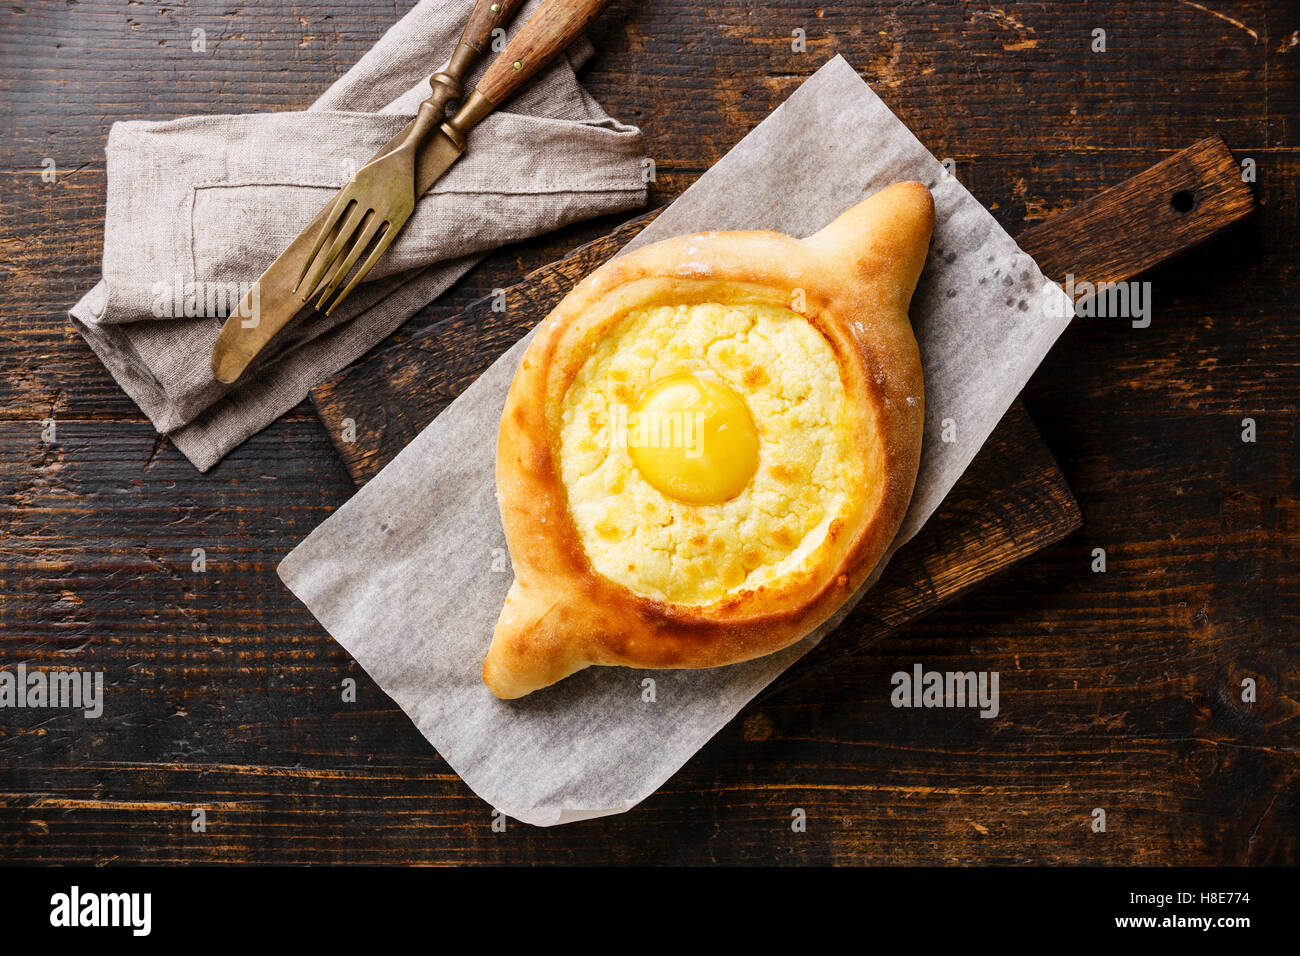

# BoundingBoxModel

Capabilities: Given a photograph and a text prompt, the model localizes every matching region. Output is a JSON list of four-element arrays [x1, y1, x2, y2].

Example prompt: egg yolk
[[626, 374, 760, 504]]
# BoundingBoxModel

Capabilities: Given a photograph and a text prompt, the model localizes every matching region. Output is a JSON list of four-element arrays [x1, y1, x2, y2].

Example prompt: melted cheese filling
[[558, 301, 858, 606]]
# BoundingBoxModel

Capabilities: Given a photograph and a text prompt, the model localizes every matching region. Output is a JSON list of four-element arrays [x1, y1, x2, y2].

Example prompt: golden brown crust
[[484, 182, 934, 698]]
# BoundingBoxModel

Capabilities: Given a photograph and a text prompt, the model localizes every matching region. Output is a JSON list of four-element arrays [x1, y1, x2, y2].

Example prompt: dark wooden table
[[1, 0, 1295, 865]]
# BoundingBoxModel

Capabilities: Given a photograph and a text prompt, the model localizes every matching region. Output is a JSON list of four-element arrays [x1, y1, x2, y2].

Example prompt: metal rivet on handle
[[512, 60, 522, 70], [490, 3, 499, 11]]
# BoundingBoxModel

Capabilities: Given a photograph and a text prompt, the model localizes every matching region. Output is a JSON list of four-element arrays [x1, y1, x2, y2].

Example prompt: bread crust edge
[[484, 182, 934, 698]]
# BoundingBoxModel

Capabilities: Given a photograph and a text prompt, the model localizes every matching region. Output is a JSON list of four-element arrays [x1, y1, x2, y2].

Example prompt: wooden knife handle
[[475, 0, 614, 105], [457, 0, 528, 57]]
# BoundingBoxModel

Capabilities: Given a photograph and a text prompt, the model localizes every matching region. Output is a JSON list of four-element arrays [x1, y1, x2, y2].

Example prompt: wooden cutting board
[[309, 136, 1253, 692]]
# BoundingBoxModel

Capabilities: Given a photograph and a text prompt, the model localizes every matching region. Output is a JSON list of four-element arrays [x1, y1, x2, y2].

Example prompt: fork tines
[[293, 196, 397, 317]]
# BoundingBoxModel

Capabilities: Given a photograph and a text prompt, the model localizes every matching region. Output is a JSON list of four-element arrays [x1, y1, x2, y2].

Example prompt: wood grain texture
[[0, 0, 1296, 865], [460, 0, 528, 57], [1017, 136, 1257, 288], [477, 0, 614, 104]]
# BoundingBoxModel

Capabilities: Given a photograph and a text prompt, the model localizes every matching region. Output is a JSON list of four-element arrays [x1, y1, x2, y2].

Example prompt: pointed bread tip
[[484, 580, 593, 698], [802, 181, 934, 312]]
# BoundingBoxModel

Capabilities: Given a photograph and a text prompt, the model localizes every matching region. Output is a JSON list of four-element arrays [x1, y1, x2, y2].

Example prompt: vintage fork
[[295, 0, 613, 317], [293, 0, 527, 315]]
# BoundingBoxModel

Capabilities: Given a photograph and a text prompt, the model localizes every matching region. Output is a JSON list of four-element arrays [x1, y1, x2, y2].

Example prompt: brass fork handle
[[412, 0, 530, 147], [294, 0, 528, 305]]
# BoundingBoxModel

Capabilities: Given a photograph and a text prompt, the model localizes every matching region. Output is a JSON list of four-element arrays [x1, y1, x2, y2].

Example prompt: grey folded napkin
[[69, 0, 647, 471]]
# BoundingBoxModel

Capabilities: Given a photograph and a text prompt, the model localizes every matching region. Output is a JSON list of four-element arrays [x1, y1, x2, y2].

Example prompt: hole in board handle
[[1171, 190, 1196, 214]]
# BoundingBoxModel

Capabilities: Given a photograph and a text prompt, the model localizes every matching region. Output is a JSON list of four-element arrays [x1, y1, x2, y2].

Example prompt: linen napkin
[[69, 0, 647, 471], [278, 56, 1074, 826]]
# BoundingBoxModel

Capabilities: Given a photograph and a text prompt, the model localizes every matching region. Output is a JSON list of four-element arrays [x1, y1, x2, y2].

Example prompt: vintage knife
[[210, 0, 614, 384]]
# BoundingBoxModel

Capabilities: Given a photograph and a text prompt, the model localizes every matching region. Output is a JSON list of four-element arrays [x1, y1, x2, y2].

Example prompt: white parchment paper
[[278, 56, 1074, 826]]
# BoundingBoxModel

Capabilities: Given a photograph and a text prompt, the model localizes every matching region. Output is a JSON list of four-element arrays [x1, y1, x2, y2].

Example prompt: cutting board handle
[[1016, 135, 1255, 292]]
